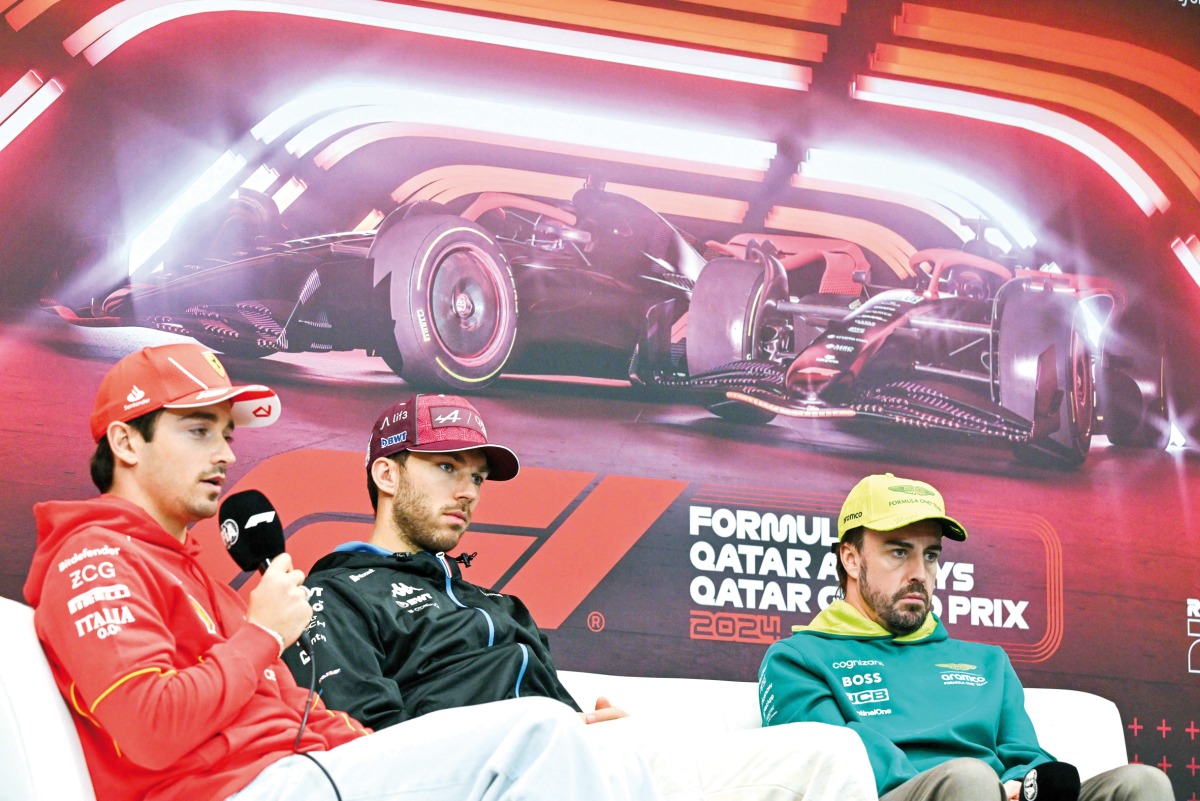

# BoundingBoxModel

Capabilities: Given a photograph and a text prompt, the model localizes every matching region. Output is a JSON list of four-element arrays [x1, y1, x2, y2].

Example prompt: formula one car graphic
[[46, 187, 1167, 468]]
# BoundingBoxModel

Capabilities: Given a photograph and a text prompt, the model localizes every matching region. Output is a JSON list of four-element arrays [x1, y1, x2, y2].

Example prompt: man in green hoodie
[[758, 473, 1172, 801]]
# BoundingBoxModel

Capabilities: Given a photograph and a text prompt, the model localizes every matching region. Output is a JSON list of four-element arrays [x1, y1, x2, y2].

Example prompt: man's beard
[[390, 480, 469, 554], [860, 562, 930, 636]]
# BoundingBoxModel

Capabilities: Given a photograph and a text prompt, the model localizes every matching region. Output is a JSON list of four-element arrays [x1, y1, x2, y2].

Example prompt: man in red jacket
[[23, 343, 655, 801]]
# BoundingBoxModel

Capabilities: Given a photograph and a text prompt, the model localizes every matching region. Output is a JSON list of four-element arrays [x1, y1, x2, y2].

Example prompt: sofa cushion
[[0, 596, 96, 801]]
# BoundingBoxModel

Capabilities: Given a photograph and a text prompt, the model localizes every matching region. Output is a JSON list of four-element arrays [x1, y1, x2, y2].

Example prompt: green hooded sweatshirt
[[759, 600, 1052, 796]]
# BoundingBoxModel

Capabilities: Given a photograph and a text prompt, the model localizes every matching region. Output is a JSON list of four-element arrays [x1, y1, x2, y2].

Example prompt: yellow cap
[[837, 473, 968, 541]]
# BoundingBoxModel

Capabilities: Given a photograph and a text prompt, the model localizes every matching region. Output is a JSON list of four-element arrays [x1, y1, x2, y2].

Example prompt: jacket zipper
[[434, 552, 530, 698]]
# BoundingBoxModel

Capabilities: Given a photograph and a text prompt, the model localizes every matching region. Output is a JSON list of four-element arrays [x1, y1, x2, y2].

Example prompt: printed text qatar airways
[[687, 505, 1029, 629]]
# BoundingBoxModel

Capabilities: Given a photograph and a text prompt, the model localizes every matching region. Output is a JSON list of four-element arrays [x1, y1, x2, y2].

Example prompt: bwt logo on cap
[[380, 433, 407, 449]]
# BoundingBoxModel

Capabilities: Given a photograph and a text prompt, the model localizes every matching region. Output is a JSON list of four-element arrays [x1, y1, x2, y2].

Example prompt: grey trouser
[[881, 758, 1173, 801]]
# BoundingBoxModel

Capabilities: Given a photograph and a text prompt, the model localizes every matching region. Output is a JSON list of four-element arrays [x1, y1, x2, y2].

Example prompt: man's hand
[[1004, 779, 1022, 800], [246, 554, 312, 647], [579, 696, 630, 725]]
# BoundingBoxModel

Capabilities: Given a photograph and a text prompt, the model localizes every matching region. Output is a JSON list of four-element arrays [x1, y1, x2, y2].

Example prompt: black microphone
[[219, 491, 328, 764], [219, 489, 286, 574], [1021, 762, 1080, 801], [219, 489, 316, 656]]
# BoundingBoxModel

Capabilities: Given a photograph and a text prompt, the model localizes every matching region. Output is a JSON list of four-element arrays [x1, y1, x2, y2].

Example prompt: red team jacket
[[23, 496, 369, 801]]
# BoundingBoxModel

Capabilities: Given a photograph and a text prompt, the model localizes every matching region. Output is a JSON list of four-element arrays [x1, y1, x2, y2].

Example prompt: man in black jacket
[[284, 393, 877, 801], [281, 393, 594, 726]]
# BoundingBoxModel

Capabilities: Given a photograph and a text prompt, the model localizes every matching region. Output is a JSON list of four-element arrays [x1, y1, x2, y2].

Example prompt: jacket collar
[[798, 599, 943, 643]]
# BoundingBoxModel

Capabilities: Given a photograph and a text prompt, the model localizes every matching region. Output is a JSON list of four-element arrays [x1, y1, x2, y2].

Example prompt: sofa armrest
[[0, 596, 97, 801], [1023, 687, 1128, 781]]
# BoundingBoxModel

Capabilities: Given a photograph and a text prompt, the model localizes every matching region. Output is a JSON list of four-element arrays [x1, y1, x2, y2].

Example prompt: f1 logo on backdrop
[[188, 449, 1061, 662], [189, 449, 687, 629]]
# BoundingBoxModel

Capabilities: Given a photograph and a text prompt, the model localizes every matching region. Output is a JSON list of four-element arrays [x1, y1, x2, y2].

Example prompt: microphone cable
[[291, 632, 343, 801]]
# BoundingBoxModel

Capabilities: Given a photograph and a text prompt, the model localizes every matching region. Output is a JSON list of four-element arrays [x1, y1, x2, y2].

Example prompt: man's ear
[[840, 541, 863, 581], [370, 456, 401, 500], [107, 421, 139, 468]]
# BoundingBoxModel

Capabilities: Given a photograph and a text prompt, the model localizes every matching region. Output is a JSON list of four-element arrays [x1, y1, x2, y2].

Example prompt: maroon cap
[[90, 343, 280, 442], [366, 394, 519, 481]]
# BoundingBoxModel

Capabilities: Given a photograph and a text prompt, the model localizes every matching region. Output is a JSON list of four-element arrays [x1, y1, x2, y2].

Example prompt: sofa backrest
[[559, 670, 1129, 782], [0, 594, 1130, 801], [0, 595, 96, 801]]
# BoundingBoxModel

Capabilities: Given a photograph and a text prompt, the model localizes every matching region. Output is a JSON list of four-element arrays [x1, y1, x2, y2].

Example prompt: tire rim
[[427, 243, 511, 366], [1069, 328, 1094, 441]]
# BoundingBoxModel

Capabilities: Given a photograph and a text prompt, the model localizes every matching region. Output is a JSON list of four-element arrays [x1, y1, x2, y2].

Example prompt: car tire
[[998, 292, 1094, 468], [371, 213, 517, 390], [688, 252, 788, 424], [1102, 363, 1169, 448], [1098, 305, 1170, 449]]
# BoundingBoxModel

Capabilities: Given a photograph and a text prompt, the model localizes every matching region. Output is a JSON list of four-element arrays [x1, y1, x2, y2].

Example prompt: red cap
[[90, 343, 280, 441], [367, 394, 519, 481]]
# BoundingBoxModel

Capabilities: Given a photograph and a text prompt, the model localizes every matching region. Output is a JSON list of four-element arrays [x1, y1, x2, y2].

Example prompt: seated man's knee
[[1089, 764, 1173, 801], [939, 758, 1003, 793]]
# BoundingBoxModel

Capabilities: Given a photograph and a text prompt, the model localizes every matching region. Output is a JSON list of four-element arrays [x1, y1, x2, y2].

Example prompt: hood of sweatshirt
[[310, 545, 470, 581], [24, 495, 198, 606], [798, 599, 947, 644]]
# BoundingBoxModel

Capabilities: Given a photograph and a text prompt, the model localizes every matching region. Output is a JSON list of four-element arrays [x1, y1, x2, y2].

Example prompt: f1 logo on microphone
[[246, 511, 277, 528]]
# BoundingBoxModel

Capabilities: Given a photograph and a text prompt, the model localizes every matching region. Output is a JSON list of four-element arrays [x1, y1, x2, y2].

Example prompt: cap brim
[[164, 385, 281, 428], [866, 512, 968, 541], [408, 440, 521, 481]]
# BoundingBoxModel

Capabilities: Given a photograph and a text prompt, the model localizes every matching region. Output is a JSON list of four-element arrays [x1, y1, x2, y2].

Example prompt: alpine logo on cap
[[431, 406, 486, 437]]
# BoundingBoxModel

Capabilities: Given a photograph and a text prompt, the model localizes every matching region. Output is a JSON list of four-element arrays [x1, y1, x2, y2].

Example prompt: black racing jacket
[[281, 546, 581, 730]]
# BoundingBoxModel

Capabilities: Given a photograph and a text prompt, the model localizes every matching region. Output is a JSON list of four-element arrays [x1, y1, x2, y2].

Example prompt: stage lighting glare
[[1168, 425, 1187, 450], [982, 228, 1012, 255], [271, 176, 307, 212], [851, 76, 1169, 216], [240, 164, 280, 193], [870, 44, 1200, 203], [802, 147, 1029, 251], [792, 174, 975, 245], [353, 209, 385, 232], [1077, 301, 1104, 348], [5, 0, 59, 31], [0, 74, 63, 155], [65, 0, 809, 89], [388, 164, 913, 277], [1170, 235, 1200, 290], [0, 70, 41, 123], [895, 4, 1200, 121], [128, 150, 247, 275], [280, 95, 775, 175]]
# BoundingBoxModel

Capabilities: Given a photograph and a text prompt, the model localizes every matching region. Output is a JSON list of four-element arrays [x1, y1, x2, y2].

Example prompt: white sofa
[[1, 595, 1128, 801]]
